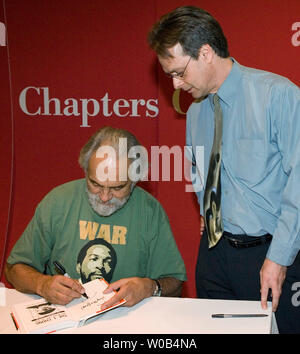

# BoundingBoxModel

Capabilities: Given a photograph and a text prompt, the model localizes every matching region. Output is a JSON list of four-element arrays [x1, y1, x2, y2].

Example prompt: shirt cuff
[[266, 238, 299, 266]]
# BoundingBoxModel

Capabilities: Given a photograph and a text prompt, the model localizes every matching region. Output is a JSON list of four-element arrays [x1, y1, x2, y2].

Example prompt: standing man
[[5, 126, 186, 309], [148, 6, 300, 333]]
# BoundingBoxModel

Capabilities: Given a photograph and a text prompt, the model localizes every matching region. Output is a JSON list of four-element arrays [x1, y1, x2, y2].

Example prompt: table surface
[[0, 288, 278, 334]]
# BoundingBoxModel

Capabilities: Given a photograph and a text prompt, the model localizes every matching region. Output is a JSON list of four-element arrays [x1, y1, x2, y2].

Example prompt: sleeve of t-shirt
[[7, 198, 54, 274], [145, 202, 187, 282]]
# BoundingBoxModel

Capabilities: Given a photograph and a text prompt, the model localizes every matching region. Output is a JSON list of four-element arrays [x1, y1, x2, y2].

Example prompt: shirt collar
[[209, 58, 242, 108]]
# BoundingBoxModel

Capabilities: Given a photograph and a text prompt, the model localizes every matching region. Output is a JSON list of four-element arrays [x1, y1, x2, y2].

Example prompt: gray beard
[[86, 186, 133, 216]]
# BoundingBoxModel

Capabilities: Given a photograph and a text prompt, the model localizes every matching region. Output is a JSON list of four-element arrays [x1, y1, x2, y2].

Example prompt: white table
[[0, 288, 278, 334]]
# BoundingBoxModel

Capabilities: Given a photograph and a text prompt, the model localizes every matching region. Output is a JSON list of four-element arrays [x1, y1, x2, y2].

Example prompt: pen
[[53, 261, 88, 299], [10, 312, 19, 331], [212, 314, 268, 318]]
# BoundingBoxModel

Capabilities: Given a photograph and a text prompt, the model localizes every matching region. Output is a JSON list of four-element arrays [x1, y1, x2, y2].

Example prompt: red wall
[[1, 0, 299, 297]]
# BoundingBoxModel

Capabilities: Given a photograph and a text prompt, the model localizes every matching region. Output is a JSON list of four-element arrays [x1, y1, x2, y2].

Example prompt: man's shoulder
[[41, 179, 85, 204], [238, 61, 298, 91], [132, 185, 165, 212], [132, 185, 159, 204], [130, 186, 170, 224]]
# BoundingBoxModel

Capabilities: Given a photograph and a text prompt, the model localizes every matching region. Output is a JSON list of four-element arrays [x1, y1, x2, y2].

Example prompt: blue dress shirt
[[186, 58, 300, 266]]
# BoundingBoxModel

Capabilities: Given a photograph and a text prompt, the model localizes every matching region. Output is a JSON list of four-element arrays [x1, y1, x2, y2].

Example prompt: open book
[[11, 278, 126, 334]]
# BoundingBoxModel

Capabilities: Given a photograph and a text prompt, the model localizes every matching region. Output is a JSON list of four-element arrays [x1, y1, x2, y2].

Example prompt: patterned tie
[[203, 93, 223, 248]]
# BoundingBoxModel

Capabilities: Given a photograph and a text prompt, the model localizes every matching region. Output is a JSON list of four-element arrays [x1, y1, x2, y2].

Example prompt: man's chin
[[194, 95, 209, 104], [96, 208, 117, 217], [190, 90, 206, 100], [91, 201, 121, 216], [90, 274, 104, 280]]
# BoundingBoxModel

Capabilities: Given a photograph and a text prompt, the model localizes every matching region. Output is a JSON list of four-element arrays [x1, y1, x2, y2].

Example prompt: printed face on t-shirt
[[79, 244, 114, 283]]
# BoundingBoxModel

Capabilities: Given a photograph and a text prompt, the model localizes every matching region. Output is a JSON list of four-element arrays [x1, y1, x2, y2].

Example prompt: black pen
[[53, 261, 88, 299], [212, 314, 268, 318]]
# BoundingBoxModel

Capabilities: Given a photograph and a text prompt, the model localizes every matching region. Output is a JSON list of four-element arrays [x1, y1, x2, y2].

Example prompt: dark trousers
[[196, 230, 300, 334]]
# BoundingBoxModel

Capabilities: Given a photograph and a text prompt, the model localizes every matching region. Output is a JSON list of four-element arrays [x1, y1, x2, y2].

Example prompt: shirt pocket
[[229, 139, 266, 186]]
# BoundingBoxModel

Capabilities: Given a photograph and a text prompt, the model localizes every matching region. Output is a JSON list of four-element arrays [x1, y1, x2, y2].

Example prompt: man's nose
[[95, 261, 104, 270], [172, 77, 184, 90], [98, 188, 113, 203]]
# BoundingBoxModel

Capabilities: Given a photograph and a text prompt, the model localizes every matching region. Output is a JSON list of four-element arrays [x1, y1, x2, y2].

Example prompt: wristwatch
[[152, 279, 162, 297]]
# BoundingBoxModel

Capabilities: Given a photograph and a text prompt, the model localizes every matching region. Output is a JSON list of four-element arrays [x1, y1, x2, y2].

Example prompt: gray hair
[[78, 126, 148, 180]]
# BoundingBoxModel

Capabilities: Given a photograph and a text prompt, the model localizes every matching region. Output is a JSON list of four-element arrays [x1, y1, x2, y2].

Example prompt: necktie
[[203, 93, 223, 248]]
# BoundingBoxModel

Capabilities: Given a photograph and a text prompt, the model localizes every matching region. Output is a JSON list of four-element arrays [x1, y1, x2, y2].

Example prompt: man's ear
[[198, 44, 214, 64]]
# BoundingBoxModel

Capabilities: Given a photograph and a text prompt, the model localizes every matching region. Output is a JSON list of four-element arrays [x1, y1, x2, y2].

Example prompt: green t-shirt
[[7, 179, 187, 284]]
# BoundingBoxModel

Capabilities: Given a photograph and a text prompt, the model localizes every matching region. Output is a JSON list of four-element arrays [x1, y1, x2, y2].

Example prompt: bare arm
[[5, 263, 85, 305], [5, 263, 45, 295], [158, 277, 183, 297], [101, 276, 183, 309]]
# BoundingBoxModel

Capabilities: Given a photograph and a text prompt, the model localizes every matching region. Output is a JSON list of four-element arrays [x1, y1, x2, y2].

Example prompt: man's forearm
[[5, 263, 47, 296], [158, 277, 183, 297], [6, 263, 86, 305]]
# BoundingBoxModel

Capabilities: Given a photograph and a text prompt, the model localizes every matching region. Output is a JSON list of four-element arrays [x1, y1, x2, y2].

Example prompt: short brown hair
[[148, 6, 229, 59]]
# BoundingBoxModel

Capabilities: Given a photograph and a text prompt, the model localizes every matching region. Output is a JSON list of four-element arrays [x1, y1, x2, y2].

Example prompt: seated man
[[5, 126, 186, 310]]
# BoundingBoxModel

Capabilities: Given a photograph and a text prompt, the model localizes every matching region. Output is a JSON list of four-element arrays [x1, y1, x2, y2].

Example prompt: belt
[[223, 232, 272, 249]]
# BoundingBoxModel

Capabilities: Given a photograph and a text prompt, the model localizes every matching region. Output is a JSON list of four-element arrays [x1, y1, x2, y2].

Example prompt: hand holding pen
[[53, 261, 88, 299], [33, 261, 87, 306]]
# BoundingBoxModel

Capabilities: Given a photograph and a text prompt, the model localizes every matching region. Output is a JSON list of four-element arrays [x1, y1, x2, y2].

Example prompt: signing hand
[[260, 258, 287, 312], [38, 275, 85, 305]]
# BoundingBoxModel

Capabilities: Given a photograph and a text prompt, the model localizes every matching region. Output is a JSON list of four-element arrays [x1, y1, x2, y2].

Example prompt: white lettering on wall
[[291, 22, 300, 47], [19, 86, 42, 115], [0, 22, 5, 46], [19, 87, 159, 127]]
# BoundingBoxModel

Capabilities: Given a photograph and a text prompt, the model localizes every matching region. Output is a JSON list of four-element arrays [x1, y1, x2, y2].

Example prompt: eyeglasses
[[167, 56, 192, 80]]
